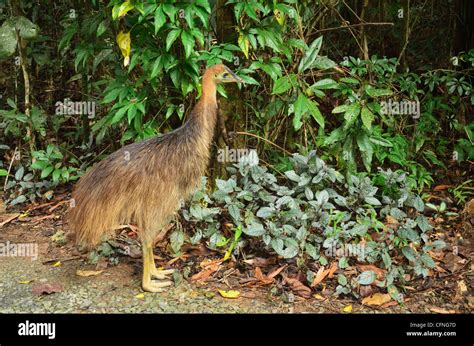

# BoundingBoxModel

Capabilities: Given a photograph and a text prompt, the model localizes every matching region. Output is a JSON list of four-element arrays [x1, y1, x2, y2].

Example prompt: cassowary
[[68, 64, 243, 292]]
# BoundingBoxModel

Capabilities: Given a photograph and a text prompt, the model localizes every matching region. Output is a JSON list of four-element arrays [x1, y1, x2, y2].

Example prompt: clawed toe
[[151, 268, 174, 280], [142, 280, 173, 293]]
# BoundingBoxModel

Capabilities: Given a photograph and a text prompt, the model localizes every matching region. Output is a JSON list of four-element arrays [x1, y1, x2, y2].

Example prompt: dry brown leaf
[[254, 267, 273, 285], [442, 253, 464, 273], [76, 269, 103, 277], [328, 262, 338, 278], [32, 283, 64, 296], [190, 259, 223, 282], [199, 259, 222, 270], [362, 293, 391, 306], [433, 184, 453, 191], [430, 307, 456, 314], [382, 300, 400, 308], [95, 257, 108, 271], [191, 269, 215, 282], [359, 285, 373, 298], [267, 264, 287, 279], [243, 257, 276, 267], [311, 266, 330, 287], [282, 274, 312, 298]]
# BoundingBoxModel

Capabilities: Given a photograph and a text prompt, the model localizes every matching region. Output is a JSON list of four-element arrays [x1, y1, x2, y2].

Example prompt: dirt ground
[[0, 205, 472, 314]]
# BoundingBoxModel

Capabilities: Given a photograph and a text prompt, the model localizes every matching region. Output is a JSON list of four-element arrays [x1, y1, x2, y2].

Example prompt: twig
[[42, 256, 82, 265], [3, 146, 17, 191], [26, 201, 56, 212], [232, 131, 292, 156], [0, 213, 20, 227], [48, 200, 70, 213], [315, 21, 394, 34]]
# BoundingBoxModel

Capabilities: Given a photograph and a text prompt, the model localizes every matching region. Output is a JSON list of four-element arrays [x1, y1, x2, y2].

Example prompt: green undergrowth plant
[[177, 151, 440, 299]]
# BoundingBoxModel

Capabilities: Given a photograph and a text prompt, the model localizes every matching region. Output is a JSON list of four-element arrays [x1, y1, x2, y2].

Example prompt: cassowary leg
[[141, 240, 173, 293]]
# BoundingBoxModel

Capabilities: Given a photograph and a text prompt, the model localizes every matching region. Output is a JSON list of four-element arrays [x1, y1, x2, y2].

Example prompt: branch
[[315, 22, 394, 34]]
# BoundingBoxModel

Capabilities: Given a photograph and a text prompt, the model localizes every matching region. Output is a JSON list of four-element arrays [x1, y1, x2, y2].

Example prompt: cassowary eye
[[223, 73, 229, 77]]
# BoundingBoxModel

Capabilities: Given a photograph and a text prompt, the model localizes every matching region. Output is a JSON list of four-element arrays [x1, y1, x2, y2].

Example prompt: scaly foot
[[142, 279, 173, 293], [151, 268, 175, 280]]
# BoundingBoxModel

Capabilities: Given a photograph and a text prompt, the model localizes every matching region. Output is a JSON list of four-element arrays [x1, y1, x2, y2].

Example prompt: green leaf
[[166, 28, 181, 51], [243, 221, 265, 237], [0, 23, 17, 58], [52, 168, 61, 182], [170, 229, 185, 253], [30, 160, 48, 170], [7, 98, 17, 109], [293, 93, 307, 131], [15, 166, 24, 180], [11, 195, 26, 205], [284, 170, 300, 182], [311, 56, 336, 70], [357, 270, 376, 285], [364, 196, 381, 206], [307, 99, 324, 128], [402, 246, 417, 262], [154, 7, 166, 34], [369, 136, 393, 147], [338, 274, 348, 286], [298, 36, 323, 73], [97, 19, 108, 37], [238, 33, 250, 59], [110, 104, 132, 124], [228, 204, 241, 222], [41, 166, 54, 179], [361, 107, 374, 130], [311, 78, 339, 90], [416, 215, 431, 233], [112, 1, 134, 20], [7, 16, 39, 39], [0, 169, 8, 177], [272, 74, 297, 95], [343, 103, 361, 127], [340, 77, 359, 84], [162, 4, 178, 20], [365, 85, 393, 97], [194, 6, 209, 28], [181, 30, 194, 58], [256, 207, 274, 219], [127, 104, 137, 124], [93, 48, 113, 72], [323, 127, 344, 146], [420, 253, 436, 268], [332, 104, 348, 114], [237, 74, 259, 85]]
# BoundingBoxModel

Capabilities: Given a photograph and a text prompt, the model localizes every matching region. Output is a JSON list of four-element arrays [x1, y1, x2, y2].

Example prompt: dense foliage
[[0, 0, 472, 297], [178, 152, 438, 298]]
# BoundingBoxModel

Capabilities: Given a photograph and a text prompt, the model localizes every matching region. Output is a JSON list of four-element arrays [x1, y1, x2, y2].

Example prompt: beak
[[230, 71, 244, 83], [225, 67, 245, 83]]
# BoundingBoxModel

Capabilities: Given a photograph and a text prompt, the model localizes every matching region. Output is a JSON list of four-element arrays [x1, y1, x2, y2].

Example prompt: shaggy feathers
[[68, 66, 220, 248]]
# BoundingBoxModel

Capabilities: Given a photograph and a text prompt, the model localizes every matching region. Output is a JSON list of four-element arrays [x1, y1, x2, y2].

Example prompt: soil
[[0, 201, 472, 314]]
